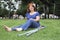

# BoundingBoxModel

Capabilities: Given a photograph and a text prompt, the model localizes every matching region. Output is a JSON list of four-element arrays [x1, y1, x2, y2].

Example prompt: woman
[[4, 2, 40, 32]]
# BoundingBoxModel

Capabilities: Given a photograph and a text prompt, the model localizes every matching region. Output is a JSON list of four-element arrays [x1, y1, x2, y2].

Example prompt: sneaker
[[40, 26, 45, 29]]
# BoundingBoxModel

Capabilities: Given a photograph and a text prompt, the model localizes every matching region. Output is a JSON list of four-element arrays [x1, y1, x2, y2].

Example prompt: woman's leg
[[11, 25, 22, 31], [19, 20, 33, 30], [4, 20, 40, 31], [20, 20, 40, 30], [4, 25, 23, 32], [11, 20, 33, 31], [31, 21, 40, 28]]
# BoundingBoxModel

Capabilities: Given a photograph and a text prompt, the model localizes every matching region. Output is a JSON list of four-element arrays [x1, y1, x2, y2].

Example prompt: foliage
[[0, 8, 9, 17], [0, 0, 60, 18]]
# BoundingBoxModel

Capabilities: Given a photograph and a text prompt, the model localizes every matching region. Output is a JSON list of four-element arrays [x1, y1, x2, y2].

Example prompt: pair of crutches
[[17, 26, 45, 37]]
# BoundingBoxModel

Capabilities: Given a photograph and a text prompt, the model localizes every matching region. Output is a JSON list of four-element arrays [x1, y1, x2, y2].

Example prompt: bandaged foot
[[16, 28, 23, 31]]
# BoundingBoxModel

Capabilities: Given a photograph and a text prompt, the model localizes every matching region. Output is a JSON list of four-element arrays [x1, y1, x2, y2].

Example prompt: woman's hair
[[27, 2, 37, 13]]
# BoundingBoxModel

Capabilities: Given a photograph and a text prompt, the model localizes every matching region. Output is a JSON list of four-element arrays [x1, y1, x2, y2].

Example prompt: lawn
[[0, 19, 60, 40]]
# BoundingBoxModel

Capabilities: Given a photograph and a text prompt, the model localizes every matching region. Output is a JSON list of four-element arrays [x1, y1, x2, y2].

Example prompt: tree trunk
[[43, 4, 46, 19], [53, 3, 55, 15], [46, 6, 49, 19]]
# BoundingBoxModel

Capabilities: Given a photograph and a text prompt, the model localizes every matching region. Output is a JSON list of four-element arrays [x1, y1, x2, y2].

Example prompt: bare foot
[[4, 25, 12, 32]]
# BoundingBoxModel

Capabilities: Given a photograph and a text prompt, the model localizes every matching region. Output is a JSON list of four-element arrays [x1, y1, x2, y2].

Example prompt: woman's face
[[29, 5, 34, 11]]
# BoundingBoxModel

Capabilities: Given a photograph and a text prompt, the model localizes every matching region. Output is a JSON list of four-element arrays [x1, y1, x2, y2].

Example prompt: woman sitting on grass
[[4, 2, 41, 32]]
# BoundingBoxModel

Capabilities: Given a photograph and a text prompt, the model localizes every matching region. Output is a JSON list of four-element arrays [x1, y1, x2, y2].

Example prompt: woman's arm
[[30, 16, 40, 22], [33, 16, 40, 22], [34, 12, 40, 22]]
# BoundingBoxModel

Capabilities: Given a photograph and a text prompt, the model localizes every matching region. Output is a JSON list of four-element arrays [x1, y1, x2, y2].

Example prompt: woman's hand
[[29, 18, 34, 20]]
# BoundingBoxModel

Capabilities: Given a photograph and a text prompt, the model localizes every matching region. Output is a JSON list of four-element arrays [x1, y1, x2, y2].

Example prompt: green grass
[[0, 19, 60, 40]]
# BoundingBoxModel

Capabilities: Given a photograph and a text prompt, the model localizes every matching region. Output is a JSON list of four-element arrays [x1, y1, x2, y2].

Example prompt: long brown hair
[[27, 2, 37, 13]]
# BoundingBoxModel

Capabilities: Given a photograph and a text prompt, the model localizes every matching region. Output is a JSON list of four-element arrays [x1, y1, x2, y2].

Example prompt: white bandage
[[16, 28, 22, 31]]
